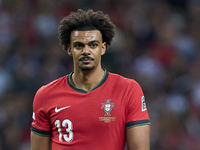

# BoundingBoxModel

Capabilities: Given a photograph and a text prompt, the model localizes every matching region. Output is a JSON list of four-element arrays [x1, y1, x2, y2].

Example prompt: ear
[[67, 45, 72, 56], [101, 42, 106, 55]]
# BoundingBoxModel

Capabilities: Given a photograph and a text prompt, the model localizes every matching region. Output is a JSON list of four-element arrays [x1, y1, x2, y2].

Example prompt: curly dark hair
[[58, 9, 116, 50]]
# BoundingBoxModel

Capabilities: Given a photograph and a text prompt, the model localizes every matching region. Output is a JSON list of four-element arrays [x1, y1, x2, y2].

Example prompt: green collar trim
[[68, 69, 108, 93]]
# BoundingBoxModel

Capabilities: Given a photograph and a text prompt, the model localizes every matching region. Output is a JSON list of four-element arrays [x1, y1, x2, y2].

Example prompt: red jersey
[[31, 71, 150, 150]]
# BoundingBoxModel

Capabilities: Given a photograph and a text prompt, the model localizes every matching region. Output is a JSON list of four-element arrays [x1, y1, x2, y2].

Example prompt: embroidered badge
[[101, 99, 115, 116], [99, 99, 116, 123], [142, 96, 147, 112]]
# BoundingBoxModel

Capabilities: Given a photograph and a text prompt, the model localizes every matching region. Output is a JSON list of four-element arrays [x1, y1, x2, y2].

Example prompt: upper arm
[[31, 87, 52, 150], [125, 80, 150, 150], [126, 125, 150, 150], [31, 131, 51, 150]]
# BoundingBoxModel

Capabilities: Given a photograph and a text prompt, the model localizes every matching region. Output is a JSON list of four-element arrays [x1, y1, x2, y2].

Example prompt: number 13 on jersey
[[55, 119, 73, 142]]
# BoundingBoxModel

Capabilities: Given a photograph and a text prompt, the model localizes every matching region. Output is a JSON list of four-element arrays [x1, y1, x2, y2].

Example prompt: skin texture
[[126, 125, 150, 150], [31, 30, 151, 150], [31, 132, 51, 150], [67, 30, 106, 91]]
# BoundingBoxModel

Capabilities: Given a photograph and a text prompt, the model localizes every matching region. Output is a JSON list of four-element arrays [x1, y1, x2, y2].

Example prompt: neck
[[71, 67, 105, 91]]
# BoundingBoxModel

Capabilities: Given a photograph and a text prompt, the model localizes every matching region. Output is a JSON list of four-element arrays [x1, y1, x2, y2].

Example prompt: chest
[[47, 91, 126, 128], [45, 90, 126, 144]]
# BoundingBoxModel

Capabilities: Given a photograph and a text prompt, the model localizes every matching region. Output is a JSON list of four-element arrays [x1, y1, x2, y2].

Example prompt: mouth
[[79, 56, 94, 64]]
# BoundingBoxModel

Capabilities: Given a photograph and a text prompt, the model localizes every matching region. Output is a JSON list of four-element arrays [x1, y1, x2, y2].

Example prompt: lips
[[79, 56, 94, 62]]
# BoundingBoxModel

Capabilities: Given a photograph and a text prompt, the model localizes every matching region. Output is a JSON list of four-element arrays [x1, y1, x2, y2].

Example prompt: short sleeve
[[125, 80, 150, 129], [31, 86, 51, 136]]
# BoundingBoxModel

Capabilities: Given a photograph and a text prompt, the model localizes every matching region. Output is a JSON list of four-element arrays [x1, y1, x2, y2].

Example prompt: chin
[[79, 66, 94, 71]]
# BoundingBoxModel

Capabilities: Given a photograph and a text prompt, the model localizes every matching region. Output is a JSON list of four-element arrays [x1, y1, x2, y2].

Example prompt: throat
[[71, 70, 105, 91]]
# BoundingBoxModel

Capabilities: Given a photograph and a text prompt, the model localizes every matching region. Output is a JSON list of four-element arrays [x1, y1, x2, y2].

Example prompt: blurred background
[[0, 0, 200, 149]]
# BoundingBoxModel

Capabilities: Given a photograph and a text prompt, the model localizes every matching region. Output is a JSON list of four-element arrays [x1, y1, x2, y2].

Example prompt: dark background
[[0, 0, 200, 149]]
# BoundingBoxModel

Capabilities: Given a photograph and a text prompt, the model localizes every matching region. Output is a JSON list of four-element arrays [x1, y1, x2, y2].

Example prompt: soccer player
[[31, 9, 151, 150]]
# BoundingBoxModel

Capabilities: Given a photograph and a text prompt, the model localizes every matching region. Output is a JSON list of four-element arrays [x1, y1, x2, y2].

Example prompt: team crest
[[142, 96, 147, 112], [101, 99, 115, 116]]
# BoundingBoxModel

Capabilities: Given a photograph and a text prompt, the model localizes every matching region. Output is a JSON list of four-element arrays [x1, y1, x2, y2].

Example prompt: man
[[31, 9, 150, 150]]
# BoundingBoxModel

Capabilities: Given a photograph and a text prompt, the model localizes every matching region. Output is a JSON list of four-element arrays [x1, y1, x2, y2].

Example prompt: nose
[[82, 45, 91, 55]]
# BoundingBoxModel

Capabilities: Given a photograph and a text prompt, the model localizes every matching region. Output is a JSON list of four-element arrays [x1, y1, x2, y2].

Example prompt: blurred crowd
[[0, 0, 200, 149]]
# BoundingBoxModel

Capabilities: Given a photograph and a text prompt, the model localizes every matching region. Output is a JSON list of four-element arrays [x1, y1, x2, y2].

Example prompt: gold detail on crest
[[99, 117, 116, 123], [101, 99, 115, 116]]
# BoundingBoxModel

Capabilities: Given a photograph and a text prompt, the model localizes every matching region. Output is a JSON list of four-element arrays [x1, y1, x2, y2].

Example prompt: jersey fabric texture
[[31, 71, 150, 150]]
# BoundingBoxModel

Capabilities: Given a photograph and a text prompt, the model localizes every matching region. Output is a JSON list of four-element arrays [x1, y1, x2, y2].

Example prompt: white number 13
[[55, 119, 73, 142]]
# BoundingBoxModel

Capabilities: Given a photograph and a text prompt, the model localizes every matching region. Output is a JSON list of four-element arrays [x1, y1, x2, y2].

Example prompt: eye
[[74, 43, 84, 49], [90, 43, 98, 49]]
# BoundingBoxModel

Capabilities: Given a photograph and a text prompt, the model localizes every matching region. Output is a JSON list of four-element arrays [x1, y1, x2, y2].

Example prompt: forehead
[[70, 30, 102, 43]]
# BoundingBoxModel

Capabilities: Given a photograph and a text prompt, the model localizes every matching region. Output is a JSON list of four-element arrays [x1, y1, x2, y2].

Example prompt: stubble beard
[[79, 65, 94, 71], [78, 56, 95, 71]]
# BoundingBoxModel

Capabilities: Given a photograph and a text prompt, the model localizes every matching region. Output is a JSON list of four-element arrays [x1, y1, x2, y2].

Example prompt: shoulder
[[35, 75, 68, 98], [108, 72, 140, 87], [41, 75, 68, 92], [33, 75, 68, 108], [107, 72, 143, 96]]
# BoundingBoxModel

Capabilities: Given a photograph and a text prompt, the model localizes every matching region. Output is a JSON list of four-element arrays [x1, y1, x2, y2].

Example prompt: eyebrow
[[73, 40, 100, 45]]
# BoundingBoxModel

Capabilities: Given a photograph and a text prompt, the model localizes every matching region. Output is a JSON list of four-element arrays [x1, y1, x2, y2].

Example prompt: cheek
[[71, 52, 80, 63], [101, 50, 105, 55], [94, 51, 102, 61], [72, 50, 81, 57]]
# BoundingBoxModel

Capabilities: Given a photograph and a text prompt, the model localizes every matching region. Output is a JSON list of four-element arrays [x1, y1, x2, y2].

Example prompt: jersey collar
[[67, 70, 109, 93]]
